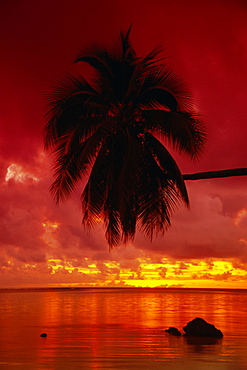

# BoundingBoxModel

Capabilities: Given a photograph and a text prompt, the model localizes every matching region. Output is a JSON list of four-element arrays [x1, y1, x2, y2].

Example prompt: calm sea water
[[0, 288, 247, 369]]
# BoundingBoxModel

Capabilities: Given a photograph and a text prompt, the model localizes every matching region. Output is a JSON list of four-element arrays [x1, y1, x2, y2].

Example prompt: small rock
[[165, 327, 182, 336], [40, 333, 48, 337], [183, 318, 223, 338]]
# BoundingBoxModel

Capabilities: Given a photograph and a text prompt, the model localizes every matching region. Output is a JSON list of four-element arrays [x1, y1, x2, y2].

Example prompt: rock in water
[[40, 333, 48, 337], [165, 327, 182, 336], [183, 318, 223, 338]]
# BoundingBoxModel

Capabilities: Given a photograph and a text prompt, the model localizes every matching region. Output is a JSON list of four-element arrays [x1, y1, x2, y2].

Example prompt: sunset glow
[[2, 254, 247, 289], [1, 0, 247, 290]]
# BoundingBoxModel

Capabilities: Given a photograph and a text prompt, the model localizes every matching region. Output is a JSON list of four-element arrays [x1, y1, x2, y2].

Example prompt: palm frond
[[44, 74, 106, 149], [82, 126, 141, 247], [136, 86, 178, 111], [75, 30, 138, 103], [143, 132, 189, 205], [137, 153, 173, 240], [142, 109, 206, 159], [104, 209, 121, 248], [50, 140, 86, 203], [108, 128, 141, 243], [82, 145, 110, 225], [50, 117, 119, 203]]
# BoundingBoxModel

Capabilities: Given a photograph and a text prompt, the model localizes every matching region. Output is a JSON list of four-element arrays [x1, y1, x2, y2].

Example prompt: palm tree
[[44, 28, 206, 248]]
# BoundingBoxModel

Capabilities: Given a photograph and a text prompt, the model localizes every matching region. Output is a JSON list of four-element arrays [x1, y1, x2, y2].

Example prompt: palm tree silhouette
[[44, 28, 207, 247]]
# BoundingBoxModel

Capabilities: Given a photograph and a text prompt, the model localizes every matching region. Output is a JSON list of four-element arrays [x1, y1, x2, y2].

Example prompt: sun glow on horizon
[[1, 255, 246, 289]]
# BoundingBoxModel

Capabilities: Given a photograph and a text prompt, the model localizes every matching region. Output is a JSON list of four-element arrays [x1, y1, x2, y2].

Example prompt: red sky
[[1, 0, 247, 288]]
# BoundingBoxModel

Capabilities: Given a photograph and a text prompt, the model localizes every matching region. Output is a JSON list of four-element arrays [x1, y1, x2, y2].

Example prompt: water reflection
[[0, 288, 246, 369], [184, 336, 222, 347]]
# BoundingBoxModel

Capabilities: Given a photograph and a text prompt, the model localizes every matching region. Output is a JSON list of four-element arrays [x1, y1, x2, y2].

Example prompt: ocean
[[0, 287, 246, 369]]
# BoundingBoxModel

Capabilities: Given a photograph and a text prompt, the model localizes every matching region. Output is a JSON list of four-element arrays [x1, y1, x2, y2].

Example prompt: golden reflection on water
[[0, 288, 247, 369]]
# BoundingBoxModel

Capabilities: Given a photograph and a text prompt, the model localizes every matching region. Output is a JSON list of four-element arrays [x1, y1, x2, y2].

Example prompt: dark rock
[[165, 327, 182, 336], [183, 318, 223, 338], [40, 333, 48, 337]]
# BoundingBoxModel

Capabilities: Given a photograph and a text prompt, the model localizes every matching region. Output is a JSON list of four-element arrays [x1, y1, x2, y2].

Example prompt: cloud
[[134, 180, 247, 261]]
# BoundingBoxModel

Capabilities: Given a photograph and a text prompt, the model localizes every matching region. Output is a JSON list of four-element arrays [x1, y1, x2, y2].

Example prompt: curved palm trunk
[[183, 168, 247, 180]]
